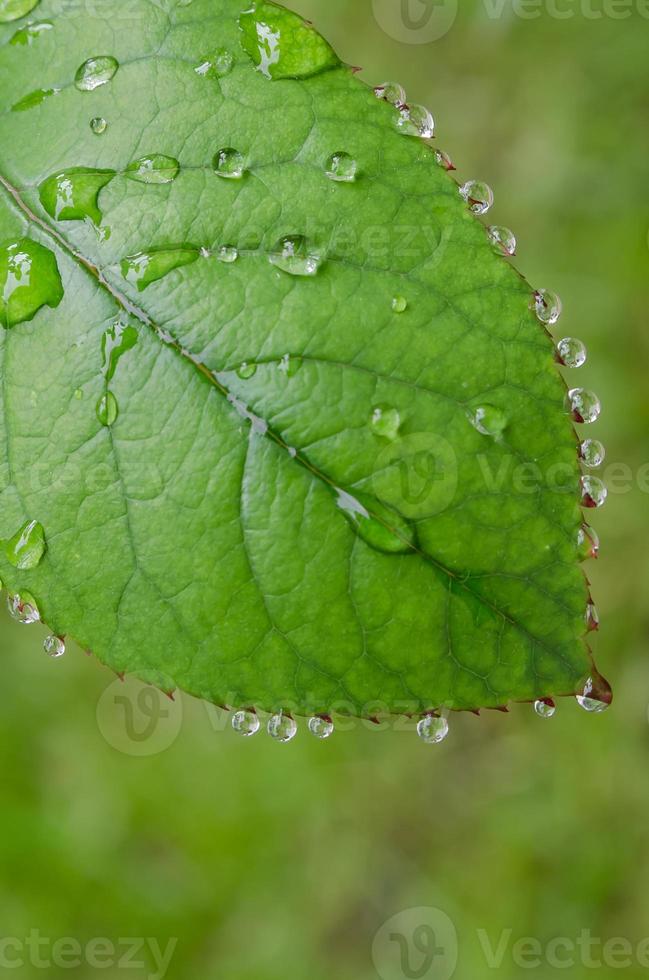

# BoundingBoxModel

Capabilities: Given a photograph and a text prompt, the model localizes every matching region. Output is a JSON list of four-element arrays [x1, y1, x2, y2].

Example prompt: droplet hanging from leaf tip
[[585, 600, 600, 632], [396, 104, 435, 140]]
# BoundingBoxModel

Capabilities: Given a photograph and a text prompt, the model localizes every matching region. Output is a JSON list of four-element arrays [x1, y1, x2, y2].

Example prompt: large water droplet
[[239, 1, 339, 80], [308, 715, 334, 739], [195, 48, 234, 78], [396, 103, 435, 139], [0, 238, 63, 329], [534, 699, 556, 719], [460, 181, 494, 215], [566, 388, 601, 424], [213, 147, 246, 179], [576, 675, 611, 714], [534, 289, 562, 326], [10, 20, 52, 44], [126, 155, 179, 184], [581, 475, 607, 509], [336, 490, 415, 554], [325, 151, 358, 183], [577, 523, 599, 561], [39, 168, 116, 224], [585, 600, 600, 632], [433, 149, 456, 171], [374, 81, 406, 106], [90, 116, 108, 135], [370, 405, 401, 441], [487, 225, 517, 257], [269, 235, 321, 277], [96, 391, 118, 426], [102, 319, 138, 382], [44, 635, 65, 658], [232, 709, 260, 736], [416, 714, 449, 744], [267, 711, 297, 742], [4, 519, 46, 570], [557, 337, 587, 368], [0, 0, 40, 22], [11, 87, 59, 112], [580, 439, 605, 469], [467, 404, 508, 438], [7, 591, 40, 625], [74, 55, 119, 91], [120, 246, 199, 291]]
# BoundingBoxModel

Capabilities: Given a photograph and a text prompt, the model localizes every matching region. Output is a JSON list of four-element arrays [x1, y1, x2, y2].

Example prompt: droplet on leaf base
[[395, 104, 435, 139], [417, 714, 449, 744], [5, 519, 46, 570], [534, 699, 556, 719], [269, 235, 322, 277], [232, 709, 260, 736], [7, 591, 40, 625], [460, 181, 494, 215], [74, 55, 119, 91], [267, 711, 297, 742]]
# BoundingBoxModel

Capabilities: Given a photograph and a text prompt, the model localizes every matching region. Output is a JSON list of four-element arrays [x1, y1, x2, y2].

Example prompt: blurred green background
[[1, 0, 647, 977]]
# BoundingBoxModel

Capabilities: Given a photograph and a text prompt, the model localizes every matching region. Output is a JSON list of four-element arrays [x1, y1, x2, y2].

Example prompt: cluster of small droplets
[[534, 699, 556, 719], [416, 713, 449, 744], [231, 710, 335, 740]]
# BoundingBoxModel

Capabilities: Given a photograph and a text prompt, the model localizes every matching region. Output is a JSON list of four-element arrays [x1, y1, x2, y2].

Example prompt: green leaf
[[0, 0, 605, 719]]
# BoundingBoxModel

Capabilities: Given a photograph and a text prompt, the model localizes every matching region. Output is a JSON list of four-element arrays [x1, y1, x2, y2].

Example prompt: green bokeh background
[[1, 1, 647, 977]]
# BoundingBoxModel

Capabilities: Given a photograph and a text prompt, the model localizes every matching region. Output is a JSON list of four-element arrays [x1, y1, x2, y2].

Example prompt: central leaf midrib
[[0, 172, 580, 682]]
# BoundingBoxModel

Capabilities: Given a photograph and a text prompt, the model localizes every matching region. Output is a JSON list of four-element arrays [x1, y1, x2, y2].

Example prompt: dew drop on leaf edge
[[580, 439, 606, 469], [417, 714, 449, 744], [232, 709, 260, 736], [374, 81, 406, 106], [267, 712, 297, 742], [534, 699, 556, 719], [460, 180, 494, 215], [557, 337, 587, 369], [44, 635, 65, 658], [534, 288, 563, 326], [308, 715, 334, 739], [487, 225, 517, 257], [566, 388, 601, 424], [396, 103, 435, 140]]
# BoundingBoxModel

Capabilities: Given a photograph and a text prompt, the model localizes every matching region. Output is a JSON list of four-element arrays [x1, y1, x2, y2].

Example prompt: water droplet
[[11, 87, 59, 112], [433, 149, 456, 171], [417, 714, 449, 744], [577, 524, 600, 560], [581, 475, 607, 509], [96, 391, 118, 426], [585, 600, 600, 632], [102, 319, 138, 382], [308, 715, 334, 739], [487, 225, 517, 257], [39, 168, 116, 224], [370, 405, 401, 441], [460, 181, 494, 215], [534, 289, 562, 326], [269, 235, 321, 277], [580, 439, 605, 469], [194, 47, 234, 78], [4, 519, 46, 570], [232, 709, 260, 736], [126, 155, 179, 184], [374, 81, 406, 106], [237, 361, 257, 379], [336, 489, 415, 554], [44, 635, 65, 658], [392, 295, 408, 313], [576, 675, 611, 714], [120, 246, 199, 291], [213, 147, 245, 179], [217, 245, 239, 263], [90, 116, 108, 135], [467, 404, 508, 438], [7, 591, 40, 625], [396, 103, 435, 139], [325, 151, 358, 183], [267, 711, 297, 742], [534, 699, 556, 719], [74, 55, 119, 91], [566, 388, 601, 424], [10, 20, 52, 44], [0, 238, 63, 329], [557, 337, 587, 368], [239, 1, 339, 80], [278, 353, 301, 377], [0, 0, 40, 22]]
